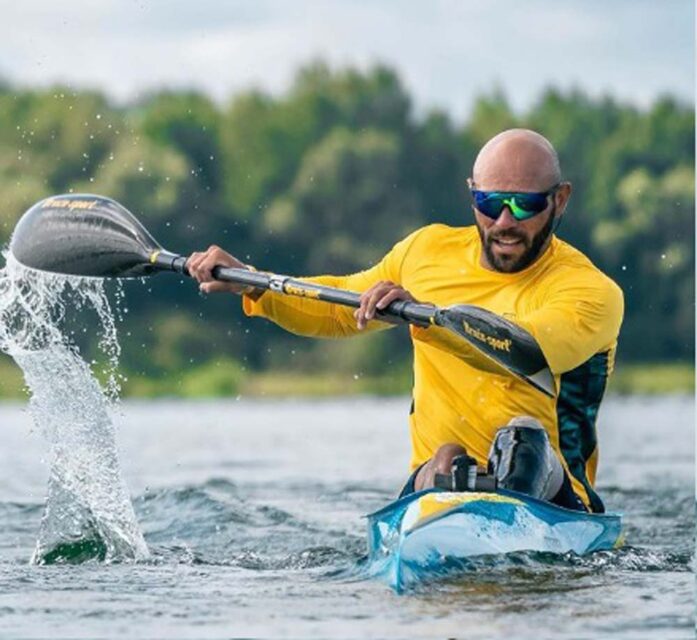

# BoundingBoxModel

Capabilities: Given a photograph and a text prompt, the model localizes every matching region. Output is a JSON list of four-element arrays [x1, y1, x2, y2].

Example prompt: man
[[188, 129, 623, 513]]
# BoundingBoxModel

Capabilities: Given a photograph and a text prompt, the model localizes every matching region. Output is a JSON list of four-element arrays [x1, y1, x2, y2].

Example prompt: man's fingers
[[200, 281, 236, 294], [356, 283, 379, 328], [186, 252, 204, 279], [356, 294, 378, 329], [200, 247, 227, 281], [355, 281, 409, 329], [364, 282, 394, 319], [358, 285, 385, 326], [376, 287, 410, 310], [188, 246, 254, 297], [187, 250, 217, 282], [188, 246, 238, 283], [356, 300, 370, 330]]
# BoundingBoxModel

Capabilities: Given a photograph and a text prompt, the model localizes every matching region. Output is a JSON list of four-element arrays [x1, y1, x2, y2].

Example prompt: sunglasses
[[470, 184, 559, 222]]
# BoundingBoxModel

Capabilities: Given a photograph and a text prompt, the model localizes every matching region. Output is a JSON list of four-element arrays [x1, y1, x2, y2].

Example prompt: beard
[[476, 205, 557, 273]]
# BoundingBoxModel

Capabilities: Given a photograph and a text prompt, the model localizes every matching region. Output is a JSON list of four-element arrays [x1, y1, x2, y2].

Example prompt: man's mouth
[[491, 236, 524, 247]]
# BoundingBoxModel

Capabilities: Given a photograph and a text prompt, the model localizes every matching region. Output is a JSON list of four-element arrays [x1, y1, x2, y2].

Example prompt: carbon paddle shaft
[[151, 251, 436, 327]]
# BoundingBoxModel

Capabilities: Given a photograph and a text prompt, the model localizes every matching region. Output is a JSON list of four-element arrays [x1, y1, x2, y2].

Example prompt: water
[[0, 251, 692, 638], [0, 255, 147, 564], [0, 395, 693, 639]]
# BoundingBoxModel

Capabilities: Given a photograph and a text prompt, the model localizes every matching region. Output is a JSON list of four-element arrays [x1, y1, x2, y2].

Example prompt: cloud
[[0, 0, 692, 120]]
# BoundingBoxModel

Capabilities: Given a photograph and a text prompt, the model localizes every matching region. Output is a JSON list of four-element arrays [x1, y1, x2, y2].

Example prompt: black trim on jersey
[[556, 351, 610, 513]]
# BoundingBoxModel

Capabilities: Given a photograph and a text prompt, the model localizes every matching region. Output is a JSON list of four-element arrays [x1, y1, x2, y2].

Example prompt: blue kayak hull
[[365, 489, 623, 592]]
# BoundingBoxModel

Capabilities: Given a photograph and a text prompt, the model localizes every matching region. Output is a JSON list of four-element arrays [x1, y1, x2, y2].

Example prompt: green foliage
[[264, 127, 422, 273], [0, 88, 122, 242], [291, 62, 411, 133], [179, 357, 246, 397], [609, 363, 695, 395], [0, 63, 693, 397], [0, 354, 27, 398], [77, 136, 191, 215], [406, 110, 470, 227], [0, 88, 119, 190], [239, 369, 412, 397], [593, 164, 694, 359], [122, 358, 246, 398], [219, 62, 411, 220], [139, 91, 222, 192], [467, 90, 519, 145]]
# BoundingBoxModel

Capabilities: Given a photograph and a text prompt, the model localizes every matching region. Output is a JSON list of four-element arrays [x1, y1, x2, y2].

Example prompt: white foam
[[0, 253, 148, 563]]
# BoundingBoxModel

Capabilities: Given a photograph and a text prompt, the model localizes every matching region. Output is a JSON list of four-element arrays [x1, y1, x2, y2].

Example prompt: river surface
[[0, 395, 693, 639]]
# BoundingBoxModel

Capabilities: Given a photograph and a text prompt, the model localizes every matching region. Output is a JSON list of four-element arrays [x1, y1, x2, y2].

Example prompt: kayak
[[365, 488, 623, 592]]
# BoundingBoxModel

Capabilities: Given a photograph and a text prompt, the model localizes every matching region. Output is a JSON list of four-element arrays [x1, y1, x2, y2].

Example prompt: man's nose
[[493, 206, 518, 230]]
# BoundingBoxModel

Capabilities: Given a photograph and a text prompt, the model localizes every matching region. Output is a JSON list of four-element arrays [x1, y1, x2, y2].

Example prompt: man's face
[[473, 196, 557, 273], [469, 130, 571, 273]]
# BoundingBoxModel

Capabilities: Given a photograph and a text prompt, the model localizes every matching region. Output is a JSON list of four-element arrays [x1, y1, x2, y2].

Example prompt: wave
[[3, 476, 692, 581]]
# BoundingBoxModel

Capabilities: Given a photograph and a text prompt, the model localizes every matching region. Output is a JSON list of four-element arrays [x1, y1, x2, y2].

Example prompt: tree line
[[0, 62, 693, 393]]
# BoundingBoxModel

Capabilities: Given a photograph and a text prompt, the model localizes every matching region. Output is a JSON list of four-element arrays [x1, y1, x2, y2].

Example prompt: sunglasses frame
[[468, 182, 561, 222]]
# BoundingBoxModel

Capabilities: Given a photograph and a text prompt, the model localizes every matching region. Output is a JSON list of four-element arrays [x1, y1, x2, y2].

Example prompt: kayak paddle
[[9, 194, 556, 397]]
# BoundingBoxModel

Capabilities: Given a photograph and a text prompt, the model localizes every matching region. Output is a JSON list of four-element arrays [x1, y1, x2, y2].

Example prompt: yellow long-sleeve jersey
[[243, 224, 624, 512]]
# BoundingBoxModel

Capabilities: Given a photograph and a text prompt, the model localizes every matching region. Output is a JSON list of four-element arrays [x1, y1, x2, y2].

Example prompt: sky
[[0, 0, 693, 121]]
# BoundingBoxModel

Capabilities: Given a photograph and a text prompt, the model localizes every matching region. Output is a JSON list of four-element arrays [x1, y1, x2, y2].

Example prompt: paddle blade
[[10, 194, 162, 277], [435, 304, 556, 397]]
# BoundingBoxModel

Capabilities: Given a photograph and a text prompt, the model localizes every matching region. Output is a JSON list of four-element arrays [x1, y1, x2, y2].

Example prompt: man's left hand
[[354, 280, 417, 330]]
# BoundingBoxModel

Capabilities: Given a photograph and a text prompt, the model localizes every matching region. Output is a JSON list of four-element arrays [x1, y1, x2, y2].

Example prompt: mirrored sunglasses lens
[[508, 194, 549, 220], [473, 193, 504, 219], [472, 191, 550, 220]]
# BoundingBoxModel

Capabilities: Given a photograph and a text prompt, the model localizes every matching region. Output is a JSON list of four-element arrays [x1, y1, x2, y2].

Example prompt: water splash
[[0, 252, 148, 563]]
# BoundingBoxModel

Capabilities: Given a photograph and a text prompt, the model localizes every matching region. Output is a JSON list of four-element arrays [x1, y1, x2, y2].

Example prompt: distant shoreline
[[0, 357, 693, 399]]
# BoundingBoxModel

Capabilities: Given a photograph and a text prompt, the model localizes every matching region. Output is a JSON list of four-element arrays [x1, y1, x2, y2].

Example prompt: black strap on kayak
[[434, 454, 497, 492]]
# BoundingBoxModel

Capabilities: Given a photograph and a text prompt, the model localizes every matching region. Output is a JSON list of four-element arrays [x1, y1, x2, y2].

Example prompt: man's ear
[[555, 182, 572, 217]]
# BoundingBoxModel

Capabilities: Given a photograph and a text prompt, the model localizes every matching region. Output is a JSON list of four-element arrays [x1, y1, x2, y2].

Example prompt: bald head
[[472, 129, 561, 192]]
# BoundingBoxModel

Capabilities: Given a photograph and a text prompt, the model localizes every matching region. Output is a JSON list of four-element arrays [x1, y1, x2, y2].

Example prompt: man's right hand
[[354, 280, 418, 330], [187, 245, 254, 295]]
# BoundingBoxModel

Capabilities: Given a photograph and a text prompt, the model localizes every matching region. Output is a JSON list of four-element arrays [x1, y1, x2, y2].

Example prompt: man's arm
[[515, 277, 624, 375], [190, 228, 426, 339], [409, 272, 623, 382], [241, 271, 394, 338]]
